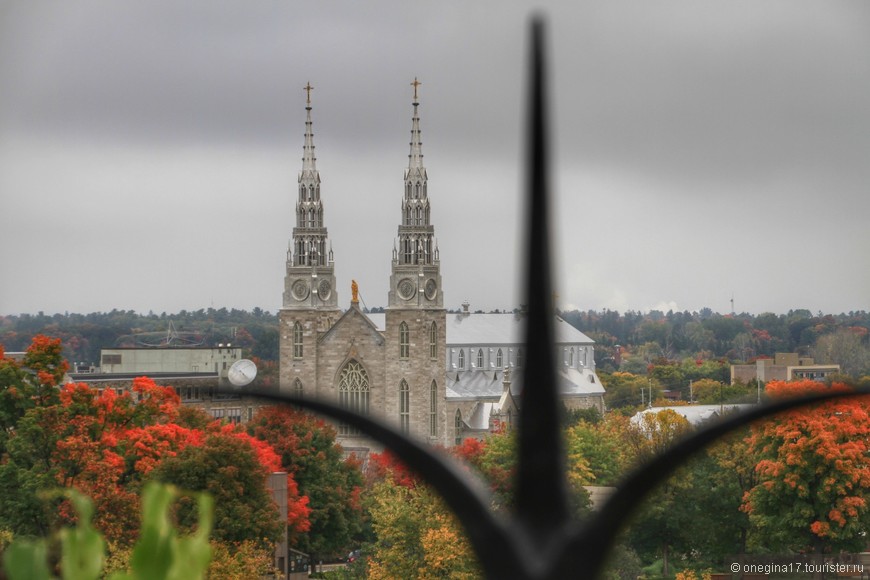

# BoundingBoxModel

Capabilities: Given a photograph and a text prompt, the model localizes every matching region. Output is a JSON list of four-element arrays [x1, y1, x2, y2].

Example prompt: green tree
[[625, 410, 694, 576], [366, 478, 481, 580], [151, 431, 283, 548], [812, 328, 870, 377], [247, 406, 363, 559]]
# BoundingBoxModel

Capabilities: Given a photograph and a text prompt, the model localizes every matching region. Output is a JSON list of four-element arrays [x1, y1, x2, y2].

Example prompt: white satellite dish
[[227, 359, 257, 387]]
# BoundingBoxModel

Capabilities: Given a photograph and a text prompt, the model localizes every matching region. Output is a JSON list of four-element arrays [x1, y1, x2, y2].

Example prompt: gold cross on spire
[[411, 77, 421, 101], [304, 82, 314, 105]]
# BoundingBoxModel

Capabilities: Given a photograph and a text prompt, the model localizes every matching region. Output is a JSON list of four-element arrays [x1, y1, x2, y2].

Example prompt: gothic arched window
[[338, 360, 369, 436], [569, 348, 574, 367], [293, 378, 304, 399], [476, 349, 484, 369], [293, 322, 303, 359], [429, 322, 437, 359], [458, 349, 465, 369], [496, 348, 503, 368], [399, 322, 410, 359], [516, 348, 524, 368], [399, 379, 410, 434], [455, 409, 463, 445], [429, 380, 438, 437]]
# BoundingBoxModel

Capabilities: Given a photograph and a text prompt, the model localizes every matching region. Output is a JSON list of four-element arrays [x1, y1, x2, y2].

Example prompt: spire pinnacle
[[411, 77, 421, 103], [408, 77, 424, 170], [302, 82, 316, 172]]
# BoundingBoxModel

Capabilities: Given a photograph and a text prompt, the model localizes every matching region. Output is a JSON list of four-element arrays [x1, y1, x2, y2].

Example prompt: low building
[[67, 345, 270, 424], [730, 353, 840, 385], [631, 404, 757, 430]]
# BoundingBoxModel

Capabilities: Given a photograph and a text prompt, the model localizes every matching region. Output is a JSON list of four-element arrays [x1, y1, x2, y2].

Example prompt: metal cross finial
[[304, 82, 314, 105], [411, 77, 421, 101]]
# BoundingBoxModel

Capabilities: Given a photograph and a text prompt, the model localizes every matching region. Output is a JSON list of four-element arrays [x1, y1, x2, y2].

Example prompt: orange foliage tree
[[743, 380, 870, 553], [0, 336, 310, 548]]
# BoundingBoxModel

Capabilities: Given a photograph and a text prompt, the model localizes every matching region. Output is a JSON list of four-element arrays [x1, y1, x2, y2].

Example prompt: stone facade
[[276, 83, 603, 452], [278, 84, 448, 452]]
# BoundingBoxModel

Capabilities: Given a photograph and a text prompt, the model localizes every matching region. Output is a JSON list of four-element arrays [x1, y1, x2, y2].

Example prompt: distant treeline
[[2, 307, 869, 374]]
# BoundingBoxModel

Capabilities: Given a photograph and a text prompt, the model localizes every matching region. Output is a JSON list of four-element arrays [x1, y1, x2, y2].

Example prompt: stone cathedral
[[279, 81, 448, 453], [278, 81, 604, 455]]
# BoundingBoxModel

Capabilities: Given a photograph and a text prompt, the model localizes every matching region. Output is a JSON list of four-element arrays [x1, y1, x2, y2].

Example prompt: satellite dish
[[227, 359, 257, 387]]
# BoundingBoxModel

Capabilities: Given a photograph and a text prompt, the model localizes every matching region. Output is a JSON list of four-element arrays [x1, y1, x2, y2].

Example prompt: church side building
[[279, 82, 447, 453]]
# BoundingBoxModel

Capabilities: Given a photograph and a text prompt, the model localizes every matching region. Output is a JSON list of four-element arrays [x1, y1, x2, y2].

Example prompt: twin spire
[[291, 79, 439, 307]]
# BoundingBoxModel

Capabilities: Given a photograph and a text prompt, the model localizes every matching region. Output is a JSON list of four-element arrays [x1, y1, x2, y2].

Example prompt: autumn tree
[[365, 474, 480, 579], [247, 406, 363, 559], [743, 380, 870, 554], [625, 409, 694, 576], [0, 335, 67, 452], [151, 429, 285, 547]]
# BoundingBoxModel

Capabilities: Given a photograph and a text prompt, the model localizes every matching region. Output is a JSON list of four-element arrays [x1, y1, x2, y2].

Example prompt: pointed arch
[[429, 380, 438, 437], [399, 379, 410, 434], [293, 378, 304, 398], [399, 321, 410, 359], [293, 322, 303, 359], [337, 360, 369, 436], [455, 409, 463, 445], [476, 348, 484, 369], [496, 348, 503, 368], [458, 349, 465, 369], [429, 322, 437, 359]]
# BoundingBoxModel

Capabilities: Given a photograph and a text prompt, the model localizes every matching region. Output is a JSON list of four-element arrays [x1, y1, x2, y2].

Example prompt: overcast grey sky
[[1, 1, 868, 317]]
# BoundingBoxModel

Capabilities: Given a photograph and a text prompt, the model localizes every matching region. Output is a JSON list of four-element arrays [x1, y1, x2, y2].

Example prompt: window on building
[[496, 348, 503, 368], [430, 380, 438, 437], [476, 349, 484, 369], [293, 322, 303, 359], [517, 348, 524, 368], [429, 322, 437, 359], [399, 322, 410, 359], [293, 378, 304, 399], [458, 349, 465, 369], [338, 360, 369, 436], [455, 410, 463, 446], [399, 380, 410, 434], [569, 348, 574, 367]]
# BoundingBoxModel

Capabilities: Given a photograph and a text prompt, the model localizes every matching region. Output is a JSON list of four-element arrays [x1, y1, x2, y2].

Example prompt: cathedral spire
[[282, 82, 337, 310], [408, 77, 424, 171], [389, 78, 442, 309], [302, 82, 317, 173]]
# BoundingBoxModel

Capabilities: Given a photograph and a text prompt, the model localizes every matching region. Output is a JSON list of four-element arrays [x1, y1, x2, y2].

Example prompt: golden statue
[[351, 279, 359, 303]]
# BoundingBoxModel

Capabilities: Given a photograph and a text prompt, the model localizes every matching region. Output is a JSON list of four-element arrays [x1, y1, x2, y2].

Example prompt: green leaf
[[2, 538, 52, 580]]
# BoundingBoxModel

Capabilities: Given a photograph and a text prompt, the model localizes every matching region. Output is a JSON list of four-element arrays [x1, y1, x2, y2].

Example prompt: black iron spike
[[515, 15, 570, 537]]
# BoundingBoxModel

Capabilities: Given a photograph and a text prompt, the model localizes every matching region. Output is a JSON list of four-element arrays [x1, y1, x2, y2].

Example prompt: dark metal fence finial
[[517, 13, 571, 542]]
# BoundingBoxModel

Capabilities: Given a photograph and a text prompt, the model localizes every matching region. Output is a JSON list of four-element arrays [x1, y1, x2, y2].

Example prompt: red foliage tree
[[743, 380, 870, 553]]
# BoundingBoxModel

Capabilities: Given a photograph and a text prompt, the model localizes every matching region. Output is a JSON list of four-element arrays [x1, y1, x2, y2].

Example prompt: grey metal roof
[[446, 367, 605, 400], [631, 404, 757, 427], [446, 313, 594, 346], [363, 312, 594, 346]]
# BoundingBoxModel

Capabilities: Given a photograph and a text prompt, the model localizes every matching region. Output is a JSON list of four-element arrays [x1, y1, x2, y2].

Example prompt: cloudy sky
[[1, 1, 868, 317]]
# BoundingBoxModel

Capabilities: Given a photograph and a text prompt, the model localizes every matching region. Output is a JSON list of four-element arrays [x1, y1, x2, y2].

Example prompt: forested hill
[[1, 307, 868, 376], [0, 308, 279, 365]]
